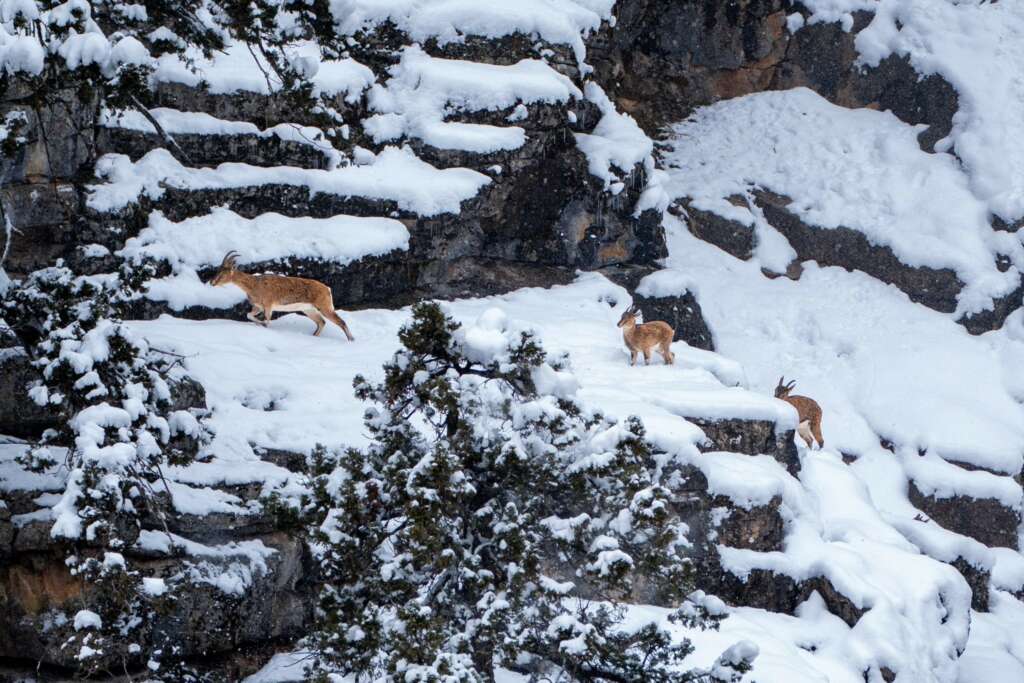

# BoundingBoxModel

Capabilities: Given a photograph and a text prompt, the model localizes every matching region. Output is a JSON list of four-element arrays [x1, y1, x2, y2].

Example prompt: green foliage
[[1, 263, 210, 676], [305, 303, 754, 682]]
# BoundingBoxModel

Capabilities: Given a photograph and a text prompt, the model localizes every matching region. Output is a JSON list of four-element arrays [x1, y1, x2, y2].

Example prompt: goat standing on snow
[[617, 304, 675, 366], [210, 251, 355, 341], [774, 376, 823, 449]]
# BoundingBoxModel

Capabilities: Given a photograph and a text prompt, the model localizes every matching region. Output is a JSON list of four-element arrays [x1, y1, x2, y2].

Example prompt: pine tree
[[1, 261, 209, 676], [306, 303, 757, 682]]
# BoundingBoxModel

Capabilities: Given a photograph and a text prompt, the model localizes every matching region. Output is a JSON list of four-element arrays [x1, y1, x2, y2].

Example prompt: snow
[[6, 242, 1024, 680], [121, 257, 1021, 681], [152, 40, 374, 101], [143, 271, 246, 312], [636, 268, 698, 299], [331, 0, 615, 67], [573, 82, 652, 189], [364, 45, 578, 152], [128, 274, 778, 461], [243, 651, 311, 682], [100, 108, 344, 168], [120, 207, 409, 272], [73, 610, 101, 631], [0, 444, 67, 492], [135, 530, 277, 596], [0, 31, 44, 75], [657, 215, 1024, 477], [800, 0, 1024, 225], [662, 87, 1022, 316], [689, 451, 803, 511], [88, 146, 490, 217]]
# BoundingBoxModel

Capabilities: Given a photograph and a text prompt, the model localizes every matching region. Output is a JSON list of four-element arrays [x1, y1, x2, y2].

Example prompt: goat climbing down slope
[[775, 376, 823, 449], [617, 304, 675, 366], [210, 251, 355, 341]]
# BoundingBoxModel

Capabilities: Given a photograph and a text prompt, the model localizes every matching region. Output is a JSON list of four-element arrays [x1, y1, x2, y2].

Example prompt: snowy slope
[[799, 0, 1024, 226], [661, 88, 1022, 316], [132, 264, 1010, 682], [6, 0, 1024, 680]]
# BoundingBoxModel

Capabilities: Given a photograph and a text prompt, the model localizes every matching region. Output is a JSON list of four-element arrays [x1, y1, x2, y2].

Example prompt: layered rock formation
[[1, 1, 1022, 680]]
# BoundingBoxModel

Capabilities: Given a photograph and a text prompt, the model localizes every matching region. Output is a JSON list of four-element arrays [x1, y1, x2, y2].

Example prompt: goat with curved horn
[[617, 303, 675, 366], [774, 376, 823, 449], [210, 251, 354, 341]]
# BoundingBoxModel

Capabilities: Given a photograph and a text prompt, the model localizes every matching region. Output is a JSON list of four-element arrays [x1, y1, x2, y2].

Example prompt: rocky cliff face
[[1, 1, 1022, 681]]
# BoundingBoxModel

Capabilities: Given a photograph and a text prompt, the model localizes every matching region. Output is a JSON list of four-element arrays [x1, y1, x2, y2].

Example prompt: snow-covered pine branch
[[1, 261, 210, 675], [304, 302, 757, 682]]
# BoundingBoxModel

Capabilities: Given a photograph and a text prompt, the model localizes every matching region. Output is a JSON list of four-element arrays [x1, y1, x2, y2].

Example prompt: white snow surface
[[121, 256, 1024, 680], [364, 45, 579, 152], [88, 146, 490, 217], [152, 40, 374, 101], [7, 250, 1024, 679], [120, 207, 408, 271], [100, 108, 344, 168], [799, 0, 1024, 225], [662, 87, 1023, 316], [117, 207, 408, 310], [330, 0, 615, 67], [657, 214, 1024, 476]]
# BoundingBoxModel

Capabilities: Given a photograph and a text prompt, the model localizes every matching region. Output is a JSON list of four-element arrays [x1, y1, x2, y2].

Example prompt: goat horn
[[221, 251, 239, 267], [776, 376, 785, 388]]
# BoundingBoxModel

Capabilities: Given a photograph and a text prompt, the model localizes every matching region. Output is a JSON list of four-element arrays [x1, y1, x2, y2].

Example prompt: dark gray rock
[[0, 531, 314, 672], [588, 2, 958, 154], [777, 13, 959, 152], [909, 481, 1021, 550], [0, 503, 12, 561], [588, 0, 790, 134], [600, 263, 716, 351], [673, 198, 754, 261], [633, 289, 714, 351], [752, 190, 1021, 334], [0, 182, 81, 278], [96, 126, 333, 170], [669, 464, 866, 626], [687, 416, 800, 475], [754, 189, 963, 312], [0, 350, 58, 438], [707, 564, 867, 628], [951, 556, 990, 612]]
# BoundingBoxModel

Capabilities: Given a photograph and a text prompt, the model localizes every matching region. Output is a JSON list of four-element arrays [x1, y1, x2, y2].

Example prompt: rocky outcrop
[[4, 43, 667, 315], [0, 443, 311, 676], [753, 190, 1023, 334], [589, 3, 958, 152], [0, 347, 206, 440], [601, 264, 715, 350], [951, 557, 991, 612], [908, 482, 1021, 550], [669, 190, 1023, 334], [672, 198, 754, 262], [689, 417, 799, 475], [0, 532, 313, 673]]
